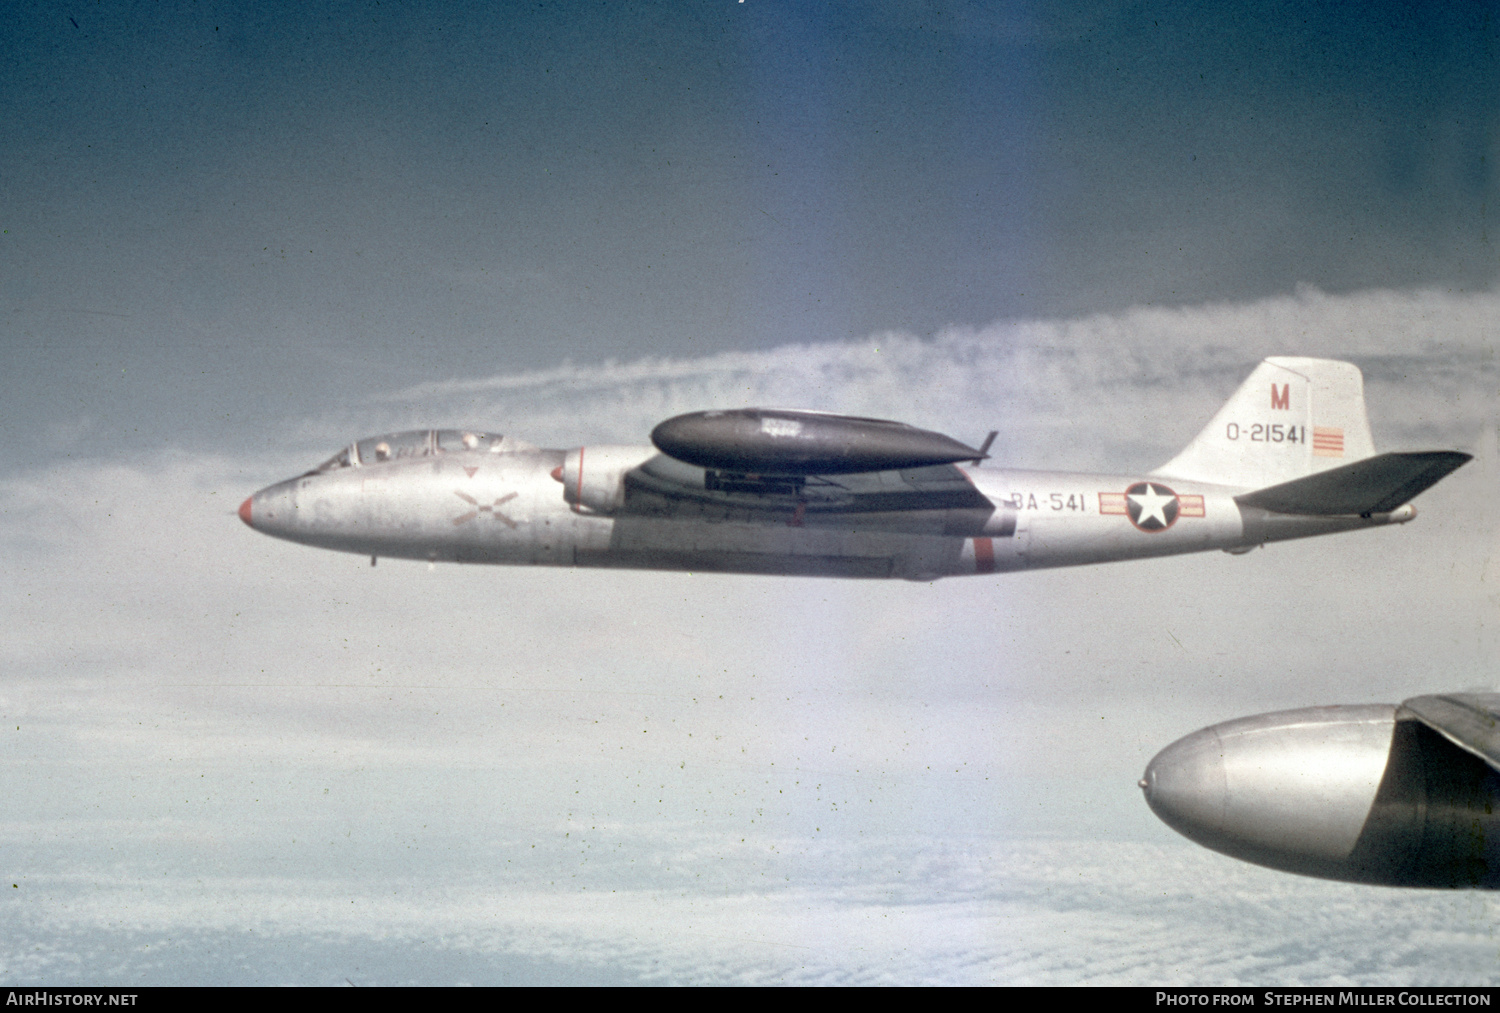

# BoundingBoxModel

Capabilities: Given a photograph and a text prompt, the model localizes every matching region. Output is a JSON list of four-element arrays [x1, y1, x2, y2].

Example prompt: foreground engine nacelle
[[557, 445, 658, 515], [1141, 704, 1500, 887]]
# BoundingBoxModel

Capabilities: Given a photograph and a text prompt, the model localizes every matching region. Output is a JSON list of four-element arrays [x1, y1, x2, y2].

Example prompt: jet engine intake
[[558, 445, 657, 515]]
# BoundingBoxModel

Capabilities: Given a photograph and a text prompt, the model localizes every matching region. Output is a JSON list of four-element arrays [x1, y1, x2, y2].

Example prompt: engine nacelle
[[557, 445, 657, 515], [1141, 705, 1500, 887]]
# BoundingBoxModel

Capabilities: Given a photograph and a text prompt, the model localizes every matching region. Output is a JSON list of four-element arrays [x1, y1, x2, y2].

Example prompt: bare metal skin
[[239, 439, 1362, 579], [239, 358, 1464, 579], [1143, 697, 1500, 888]]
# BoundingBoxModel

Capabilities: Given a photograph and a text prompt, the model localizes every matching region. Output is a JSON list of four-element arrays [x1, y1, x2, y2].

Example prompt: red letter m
[[1270, 383, 1290, 410]]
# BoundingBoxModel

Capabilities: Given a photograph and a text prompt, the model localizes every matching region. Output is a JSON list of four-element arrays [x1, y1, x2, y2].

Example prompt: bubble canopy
[[310, 430, 525, 473]]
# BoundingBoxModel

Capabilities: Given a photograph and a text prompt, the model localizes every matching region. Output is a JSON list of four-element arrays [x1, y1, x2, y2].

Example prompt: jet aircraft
[[239, 357, 1468, 579], [1142, 693, 1500, 888]]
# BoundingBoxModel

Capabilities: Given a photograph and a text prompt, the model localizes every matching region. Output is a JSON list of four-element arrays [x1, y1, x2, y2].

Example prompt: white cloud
[[335, 284, 1500, 470], [5, 840, 1499, 985], [2, 284, 1498, 983]]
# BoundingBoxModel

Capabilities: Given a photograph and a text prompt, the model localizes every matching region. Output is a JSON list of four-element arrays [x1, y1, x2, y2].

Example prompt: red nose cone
[[550, 465, 564, 483], [238, 497, 253, 527]]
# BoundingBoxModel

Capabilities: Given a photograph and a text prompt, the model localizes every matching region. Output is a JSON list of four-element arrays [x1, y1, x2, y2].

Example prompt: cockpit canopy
[[312, 430, 532, 473]]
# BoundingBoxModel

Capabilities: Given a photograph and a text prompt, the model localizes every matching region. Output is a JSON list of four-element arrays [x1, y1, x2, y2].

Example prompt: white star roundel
[[1125, 481, 1180, 532]]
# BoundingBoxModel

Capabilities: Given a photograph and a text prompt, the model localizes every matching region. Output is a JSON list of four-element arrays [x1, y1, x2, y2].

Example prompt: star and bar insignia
[[1098, 482, 1205, 532]]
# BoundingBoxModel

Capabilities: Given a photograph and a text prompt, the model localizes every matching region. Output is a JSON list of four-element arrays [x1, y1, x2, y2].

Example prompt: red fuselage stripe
[[974, 537, 995, 573]]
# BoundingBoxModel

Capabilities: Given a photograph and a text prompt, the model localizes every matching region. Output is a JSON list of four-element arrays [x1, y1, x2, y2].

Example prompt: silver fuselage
[[241, 440, 1414, 579]]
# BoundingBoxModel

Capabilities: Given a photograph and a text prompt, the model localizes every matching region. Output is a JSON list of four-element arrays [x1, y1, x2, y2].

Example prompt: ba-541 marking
[[240, 357, 1468, 579]]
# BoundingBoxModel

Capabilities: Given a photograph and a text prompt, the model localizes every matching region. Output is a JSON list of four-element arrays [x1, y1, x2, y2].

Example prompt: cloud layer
[[3, 285, 1499, 984], [6, 841, 1499, 985], [275, 284, 1500, 471]]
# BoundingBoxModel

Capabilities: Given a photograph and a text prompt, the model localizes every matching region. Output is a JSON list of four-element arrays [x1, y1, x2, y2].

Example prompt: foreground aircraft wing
[[1399, 693, 1500, 770], [1234, 450, 1471, 516]]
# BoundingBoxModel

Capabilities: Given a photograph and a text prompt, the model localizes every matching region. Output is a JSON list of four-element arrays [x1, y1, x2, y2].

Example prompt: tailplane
[[1236, 451, 1470, 515], [1154, 357, 1377, 489]]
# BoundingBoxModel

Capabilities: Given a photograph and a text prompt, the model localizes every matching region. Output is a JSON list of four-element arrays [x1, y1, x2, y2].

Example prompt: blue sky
[[3, 2, 1497, 463], [3, 1, 1500, 985]]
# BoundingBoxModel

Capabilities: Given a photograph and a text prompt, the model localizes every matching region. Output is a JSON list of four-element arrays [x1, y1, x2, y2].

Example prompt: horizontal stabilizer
[[1400, 694, 1500, 771], [1234, 451, 1469, 516]]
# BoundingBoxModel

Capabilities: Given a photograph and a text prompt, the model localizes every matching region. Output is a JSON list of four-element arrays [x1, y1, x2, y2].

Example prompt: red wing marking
[[1178, 495, 1205, 518], [464, 466, 479, 478]]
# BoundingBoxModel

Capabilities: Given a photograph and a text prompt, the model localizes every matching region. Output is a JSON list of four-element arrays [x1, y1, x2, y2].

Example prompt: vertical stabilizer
[[1154, 357, 1376, 489]]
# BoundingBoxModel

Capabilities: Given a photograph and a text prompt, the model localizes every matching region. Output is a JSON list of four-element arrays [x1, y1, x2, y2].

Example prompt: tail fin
[[1154, 357, 1376, 489]]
